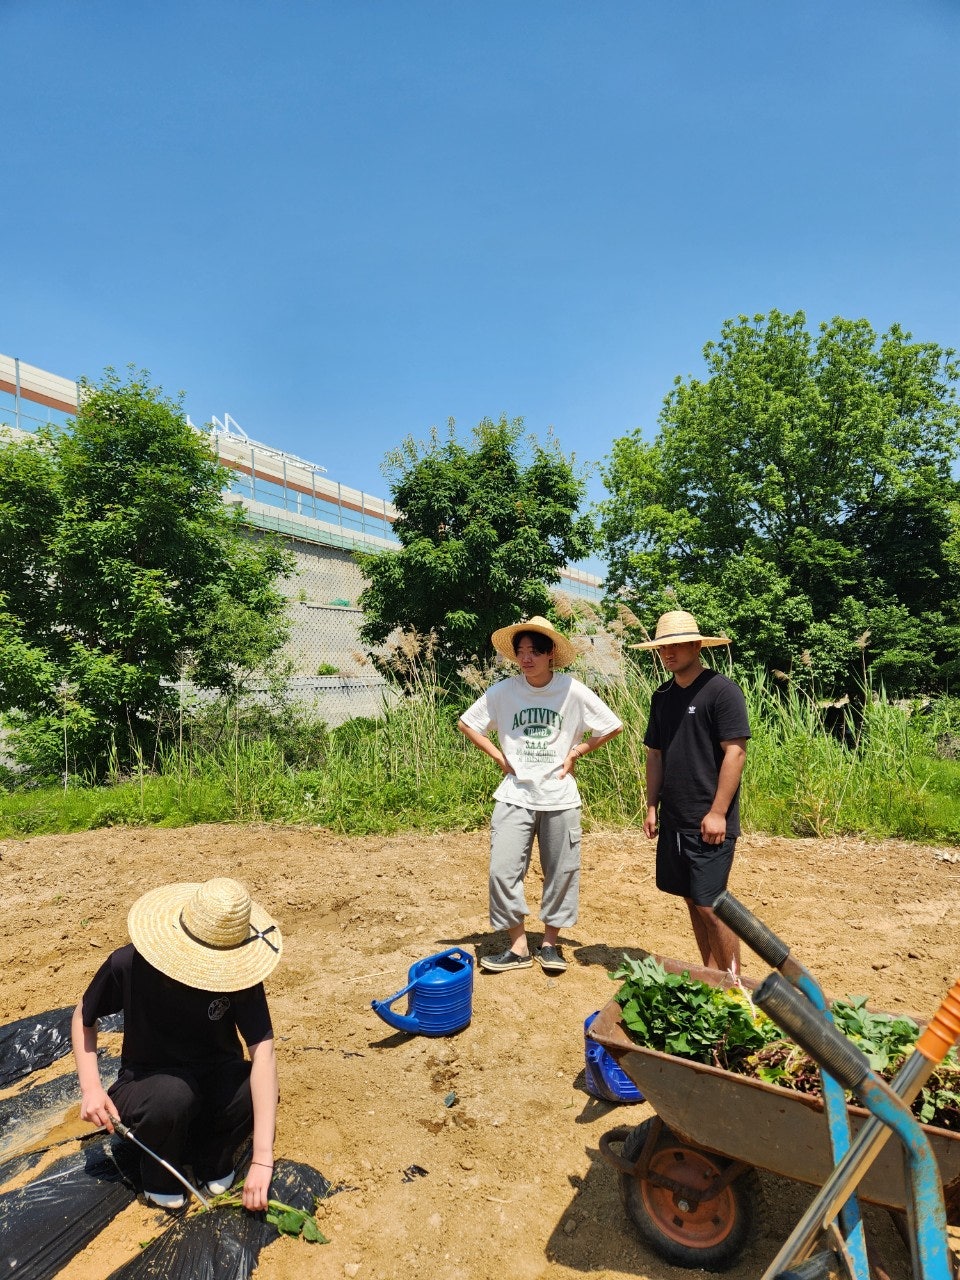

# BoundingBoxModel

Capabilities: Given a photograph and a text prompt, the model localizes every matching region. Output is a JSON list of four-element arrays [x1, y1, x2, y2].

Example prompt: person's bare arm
[[700, 738, 748, 844], [71, 1002, 119, 1131], [457, 719, 514, 775], [643, 747, 663, 838], [559, 725, 622, 777], [242, 1037, 279, 1211]]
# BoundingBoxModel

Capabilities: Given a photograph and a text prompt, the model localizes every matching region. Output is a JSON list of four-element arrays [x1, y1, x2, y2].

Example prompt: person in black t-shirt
[[71, 877, 282, 1212], [634, 611, 750, 975]]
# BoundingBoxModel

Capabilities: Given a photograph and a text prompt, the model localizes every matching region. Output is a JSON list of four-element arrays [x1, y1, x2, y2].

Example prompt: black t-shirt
[[82, 944, 273, 1072], [644, 668, 751, 836]]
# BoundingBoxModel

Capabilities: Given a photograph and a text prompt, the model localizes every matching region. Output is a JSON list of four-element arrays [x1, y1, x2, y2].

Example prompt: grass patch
[[1, 660, 960, 844]]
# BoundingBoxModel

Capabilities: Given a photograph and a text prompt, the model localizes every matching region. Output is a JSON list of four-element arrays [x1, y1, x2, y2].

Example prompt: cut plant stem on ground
[[199, 1192, 329, 1244]]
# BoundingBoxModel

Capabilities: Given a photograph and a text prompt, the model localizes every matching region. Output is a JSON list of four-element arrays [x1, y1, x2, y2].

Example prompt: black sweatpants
[[109, 1058, 253, 1194]]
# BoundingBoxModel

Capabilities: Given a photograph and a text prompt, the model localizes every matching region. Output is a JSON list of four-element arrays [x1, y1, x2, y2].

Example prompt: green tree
[[356, 416, 593, 679], [598, 311, 960, 695], [0, 369, 293, 778]]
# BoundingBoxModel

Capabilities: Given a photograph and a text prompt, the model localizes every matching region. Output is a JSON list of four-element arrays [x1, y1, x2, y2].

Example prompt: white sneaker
[[145, 1190, 186, 1210], [203, 1169, 236, 1196]]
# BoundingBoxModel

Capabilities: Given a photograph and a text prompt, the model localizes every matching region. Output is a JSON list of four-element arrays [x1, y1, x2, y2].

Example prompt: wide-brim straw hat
[[631, 609, 731, 650], [127, 878, 283, 993], [490, 616, 579, 669]]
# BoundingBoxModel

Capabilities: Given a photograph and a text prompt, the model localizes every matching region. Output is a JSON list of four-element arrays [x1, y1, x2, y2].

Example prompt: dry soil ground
[[1, 823, 959, 1280]]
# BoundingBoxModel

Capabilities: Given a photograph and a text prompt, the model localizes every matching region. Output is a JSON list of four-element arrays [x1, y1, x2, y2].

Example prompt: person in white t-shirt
[[458, 616, 622, 974]]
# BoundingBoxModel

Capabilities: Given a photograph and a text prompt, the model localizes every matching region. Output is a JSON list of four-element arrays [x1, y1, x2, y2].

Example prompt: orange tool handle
[[917, 978, 960, 1063]]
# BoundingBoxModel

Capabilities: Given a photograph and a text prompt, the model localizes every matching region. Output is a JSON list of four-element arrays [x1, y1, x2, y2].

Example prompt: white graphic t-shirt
[[460, 673, 622, 811]]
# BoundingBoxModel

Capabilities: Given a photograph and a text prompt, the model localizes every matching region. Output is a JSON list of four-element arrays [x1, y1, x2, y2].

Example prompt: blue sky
[[4, 0, 958, 528]]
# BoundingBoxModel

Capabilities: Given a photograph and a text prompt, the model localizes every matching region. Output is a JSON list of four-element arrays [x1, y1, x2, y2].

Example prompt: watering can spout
[[370, 992, 422, 1035], [371, 948, 474, 1037]]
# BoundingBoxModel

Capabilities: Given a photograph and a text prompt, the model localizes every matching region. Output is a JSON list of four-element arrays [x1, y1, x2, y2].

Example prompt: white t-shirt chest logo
[[512, 707, 563, 740]]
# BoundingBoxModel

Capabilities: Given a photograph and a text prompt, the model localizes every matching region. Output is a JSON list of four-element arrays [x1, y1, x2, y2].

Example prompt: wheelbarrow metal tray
[[589, 958, 960, 1217]]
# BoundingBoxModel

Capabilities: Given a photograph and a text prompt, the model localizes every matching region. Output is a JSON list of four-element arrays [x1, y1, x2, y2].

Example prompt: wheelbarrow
[[593, 950, 960, 1273]]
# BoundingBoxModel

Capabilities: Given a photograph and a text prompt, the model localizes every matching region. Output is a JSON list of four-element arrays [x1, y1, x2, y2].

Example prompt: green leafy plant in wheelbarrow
[[613, 956, 960, 1130]]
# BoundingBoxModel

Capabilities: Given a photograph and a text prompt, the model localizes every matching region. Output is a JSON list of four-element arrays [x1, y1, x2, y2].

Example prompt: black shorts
[[655, 828, 737, 906]]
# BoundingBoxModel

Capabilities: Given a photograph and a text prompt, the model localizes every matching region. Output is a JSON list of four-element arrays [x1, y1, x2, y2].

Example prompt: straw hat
[[490, 616, 579, 670], [631, 610, 731, 650], [127, 878, 283, 993]]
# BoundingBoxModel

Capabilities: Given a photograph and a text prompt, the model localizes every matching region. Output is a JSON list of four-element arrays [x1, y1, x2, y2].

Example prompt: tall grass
[[2, 656, 959, 843], [582, 662, 960, 841], [742, 676, 934, 838]]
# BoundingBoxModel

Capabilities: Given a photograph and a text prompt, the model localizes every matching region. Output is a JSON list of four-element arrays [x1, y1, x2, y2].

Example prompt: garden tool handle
[[712, 891, 790, 968], [113, 1119, 211, 1207], [916, 977, 960, 1063], [759, 980, 960, 1280], [754, 973, 872, 1092]]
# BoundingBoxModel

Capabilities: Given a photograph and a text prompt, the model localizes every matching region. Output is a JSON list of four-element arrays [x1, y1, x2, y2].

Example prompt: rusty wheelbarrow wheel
[[618, 1119, 760, 1271]]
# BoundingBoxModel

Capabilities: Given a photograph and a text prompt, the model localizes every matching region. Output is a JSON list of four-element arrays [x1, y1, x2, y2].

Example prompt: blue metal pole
[[791, 971, 869, 1280], [853, 1076, 950, 1280]]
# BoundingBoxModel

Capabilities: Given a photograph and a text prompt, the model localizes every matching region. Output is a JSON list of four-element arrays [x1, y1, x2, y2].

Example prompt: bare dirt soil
[[1, 823, 959, 1280]]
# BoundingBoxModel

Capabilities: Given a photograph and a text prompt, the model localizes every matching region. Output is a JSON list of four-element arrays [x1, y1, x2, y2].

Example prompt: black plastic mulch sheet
[[105, 1160, 333, 1280], [0, 1055, 120, 1158], [0, 1147, 46, 1186], [0, 1135, 136, 1279], [0, 1006, 123, 1088]]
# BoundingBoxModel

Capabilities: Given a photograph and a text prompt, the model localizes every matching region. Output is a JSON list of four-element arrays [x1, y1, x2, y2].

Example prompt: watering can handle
[[428, 948, 472, 965]]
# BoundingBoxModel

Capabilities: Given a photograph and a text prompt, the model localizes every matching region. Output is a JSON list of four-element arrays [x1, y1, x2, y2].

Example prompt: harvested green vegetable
[[202, 1192, 329, 1244], [612, 956, 960, 1131], [613, 955, 775, 1070]]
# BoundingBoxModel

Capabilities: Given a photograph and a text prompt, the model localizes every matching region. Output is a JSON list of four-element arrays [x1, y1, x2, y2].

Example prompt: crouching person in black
[[71, 877, 282, 1211]]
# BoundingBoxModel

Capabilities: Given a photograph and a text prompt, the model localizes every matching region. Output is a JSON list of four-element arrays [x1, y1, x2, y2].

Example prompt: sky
[[3, 0, 959, 535]]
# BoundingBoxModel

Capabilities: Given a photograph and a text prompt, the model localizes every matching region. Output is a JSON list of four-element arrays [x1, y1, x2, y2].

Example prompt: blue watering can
[[371, 948, 474, 1036]]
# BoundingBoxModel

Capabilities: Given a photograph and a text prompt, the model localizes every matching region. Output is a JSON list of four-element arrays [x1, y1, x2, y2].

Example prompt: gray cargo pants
[[488, 801, 583, 930]]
